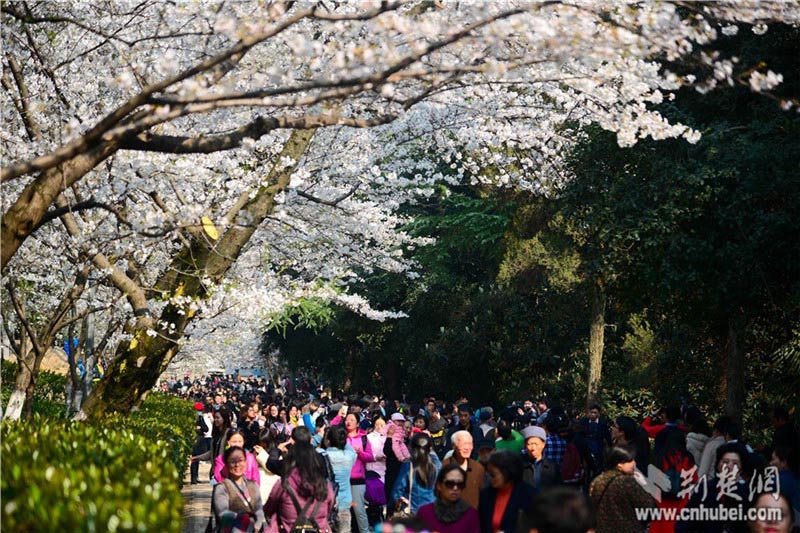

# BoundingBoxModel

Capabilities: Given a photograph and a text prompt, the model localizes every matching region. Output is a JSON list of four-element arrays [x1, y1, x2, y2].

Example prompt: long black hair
[[212, 407, 233, 440], [282, 440, 329, 501], [410, 433, 437, 488]]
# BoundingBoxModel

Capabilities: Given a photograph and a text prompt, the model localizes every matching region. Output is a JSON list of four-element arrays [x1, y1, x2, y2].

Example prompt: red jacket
[[642, 416, 689, 439]]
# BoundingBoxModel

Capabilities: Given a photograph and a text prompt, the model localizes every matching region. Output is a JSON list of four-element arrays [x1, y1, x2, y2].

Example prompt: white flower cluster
[[3, 0, 797, 374]]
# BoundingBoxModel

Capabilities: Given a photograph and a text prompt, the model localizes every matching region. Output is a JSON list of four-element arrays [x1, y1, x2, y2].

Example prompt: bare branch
[[34, 198, 131, 232], [1, 6, 316, 182], [119, 113, 395, 154], [295, 183, 360, 208], [4, 283, 43, 361], [54, 195, 151, 318], [4, 52, 41, 141]]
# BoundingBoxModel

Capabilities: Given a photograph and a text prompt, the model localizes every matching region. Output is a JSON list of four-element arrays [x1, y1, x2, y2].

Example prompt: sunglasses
[[443, 480, 466, 490]]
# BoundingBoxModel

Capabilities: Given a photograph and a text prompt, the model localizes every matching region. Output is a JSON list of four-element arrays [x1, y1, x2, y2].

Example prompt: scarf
[[433, 498, 471, 524]]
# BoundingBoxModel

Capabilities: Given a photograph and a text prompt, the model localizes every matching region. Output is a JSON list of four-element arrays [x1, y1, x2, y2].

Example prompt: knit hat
[[522, 425, 547, 442], [391, 412, 406, 422]]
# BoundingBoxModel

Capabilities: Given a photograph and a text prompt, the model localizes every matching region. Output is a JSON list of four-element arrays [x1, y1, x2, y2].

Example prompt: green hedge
[[1, 360, 67, 419], [1, 393, 196, 532]]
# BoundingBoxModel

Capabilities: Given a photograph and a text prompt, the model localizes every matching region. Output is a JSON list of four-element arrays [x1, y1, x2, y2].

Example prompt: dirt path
[[181, 462, 213, 533]]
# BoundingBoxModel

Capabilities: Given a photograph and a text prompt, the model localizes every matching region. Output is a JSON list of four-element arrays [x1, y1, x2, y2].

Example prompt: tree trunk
[[384, 356, 400, 400], [79, 130, 314, 420], [5, 331, 36, 421], [587, 279, 606, 408], [724, 320, 745, 420], [5, 352, 32, 421], [81, 312, 96, 401], [3, 268, 88, 420], [1, 143, 118, 270]]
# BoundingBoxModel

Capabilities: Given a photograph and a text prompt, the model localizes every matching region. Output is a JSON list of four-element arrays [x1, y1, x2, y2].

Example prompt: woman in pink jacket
[[214, 430, 261, 486], [345, 412, 375, 533]]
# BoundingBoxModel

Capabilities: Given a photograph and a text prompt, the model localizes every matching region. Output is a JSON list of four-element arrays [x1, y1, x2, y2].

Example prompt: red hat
[[194, 402, 204, 411]]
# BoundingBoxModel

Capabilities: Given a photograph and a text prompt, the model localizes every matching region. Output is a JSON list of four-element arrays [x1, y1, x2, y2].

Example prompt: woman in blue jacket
[[325, 426, 357, 533], [390, 433, 441, 514]]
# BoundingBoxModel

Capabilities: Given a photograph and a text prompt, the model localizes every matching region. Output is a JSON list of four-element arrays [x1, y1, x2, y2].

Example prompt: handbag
[[391, 464, 414, 519], [364, 470, 387, 505]]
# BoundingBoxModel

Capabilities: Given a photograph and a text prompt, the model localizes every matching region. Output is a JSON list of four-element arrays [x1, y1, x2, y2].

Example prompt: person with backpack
[[263, 437, 335, 533], [650, 409, 696, 533], [324, 426, 357, 533], [589, 446, 654, 533], [212, 446, 266, 533]]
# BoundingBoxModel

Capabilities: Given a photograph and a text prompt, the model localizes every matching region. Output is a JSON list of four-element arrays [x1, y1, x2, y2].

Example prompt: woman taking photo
[[417, 464, 480, 533], [191, 407, 233, 482], [390, 433, 441, 515], [212, 446, 266, 533], [478, 450, 536, 533], [590, 445, 654, 533], [270, 406, 293, 442], [263, 438, 335, 532]]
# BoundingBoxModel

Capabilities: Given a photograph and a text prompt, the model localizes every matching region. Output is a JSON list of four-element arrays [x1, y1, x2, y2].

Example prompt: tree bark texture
[[79, 129, 314, 419], [587, 280, 606, 408], [1, 143, 119, 270], [724, 320, 745, 420]]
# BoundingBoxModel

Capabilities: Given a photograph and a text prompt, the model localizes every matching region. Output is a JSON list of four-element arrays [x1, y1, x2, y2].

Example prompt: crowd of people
[[167, 372, 799, 533]]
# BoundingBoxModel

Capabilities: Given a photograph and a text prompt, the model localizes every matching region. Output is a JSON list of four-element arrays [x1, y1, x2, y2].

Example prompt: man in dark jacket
[[521, 425, 562, 491], [579, 404, 612, 478], [444, 403, 483, 456]]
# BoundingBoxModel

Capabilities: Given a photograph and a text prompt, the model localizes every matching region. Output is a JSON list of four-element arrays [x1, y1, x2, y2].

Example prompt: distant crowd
[[162, 372, 799, 533]]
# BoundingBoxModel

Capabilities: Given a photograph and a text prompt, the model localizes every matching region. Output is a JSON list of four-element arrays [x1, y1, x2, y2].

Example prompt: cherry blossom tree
[[2, 0, 797, 418]]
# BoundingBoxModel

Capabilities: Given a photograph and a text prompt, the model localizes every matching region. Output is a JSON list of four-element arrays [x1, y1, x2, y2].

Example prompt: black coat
[[521, 456, 561, 490], [478, 482, 536, 533], [384, 435, 403, 502]]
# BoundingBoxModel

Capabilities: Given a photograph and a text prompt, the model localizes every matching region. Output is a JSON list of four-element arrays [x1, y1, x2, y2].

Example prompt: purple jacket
[[417, 502, 480, 533]]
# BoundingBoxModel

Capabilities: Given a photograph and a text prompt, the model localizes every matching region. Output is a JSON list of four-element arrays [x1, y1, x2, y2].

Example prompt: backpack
[[659, 448, 695, 500], [285, 483, 322, 533], [319, 452, 339, 532], [560, 442, 584, 484]]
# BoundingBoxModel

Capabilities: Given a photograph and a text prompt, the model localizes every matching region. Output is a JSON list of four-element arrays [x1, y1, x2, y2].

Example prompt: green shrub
[[117, 393, 196, 480], [1, 360, 67, 417], [603, 387, 659, 421], [1, 394, 196, 532]]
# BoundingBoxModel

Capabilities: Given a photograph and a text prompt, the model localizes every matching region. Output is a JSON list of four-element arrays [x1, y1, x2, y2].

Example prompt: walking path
[[181, 462, 212, 533]]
